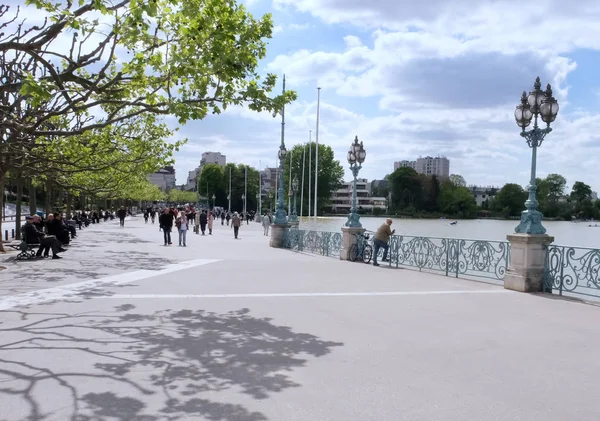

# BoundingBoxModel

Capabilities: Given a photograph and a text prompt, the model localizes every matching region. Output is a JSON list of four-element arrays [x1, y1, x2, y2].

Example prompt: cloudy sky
[[173, 0, 600, 192]]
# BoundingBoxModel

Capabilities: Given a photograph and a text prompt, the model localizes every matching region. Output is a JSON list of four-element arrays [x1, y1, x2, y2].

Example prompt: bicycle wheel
[[349, 243, 359, 262], [363, 244, 373, 264]]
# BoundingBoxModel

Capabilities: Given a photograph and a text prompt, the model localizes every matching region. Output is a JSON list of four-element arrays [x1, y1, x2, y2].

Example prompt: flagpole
[[244, 166, 247, 216], [308, 130, 312, 218], [314, 87, 321, 220], [228, 166, 231, 213], [300, 138, 306, 218], [275, 153, 278, 207], [288, 148, 293, 214], [259, 160, 262, 216]]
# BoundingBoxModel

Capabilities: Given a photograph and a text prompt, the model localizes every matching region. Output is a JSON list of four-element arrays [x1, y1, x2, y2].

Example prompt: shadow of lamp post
[[289, 175, 299, 224], [345, 136, 366, 228], [514, 76, 560, 235]]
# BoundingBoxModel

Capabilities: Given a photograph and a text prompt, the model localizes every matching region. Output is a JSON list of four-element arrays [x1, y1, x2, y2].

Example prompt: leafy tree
[[571, 181, 592, 205], [493, 183, 527, 217], [389, 167, 423, 211], [283, 143, 344, 216], [198, 164, 226, 207], [167, 190, 198, 204], [438, 179, 477, 217], [449, 174, 467, 187], [0, 0, 296, 249], [422, 174, 440, 212], [545, 174, 567, 203]]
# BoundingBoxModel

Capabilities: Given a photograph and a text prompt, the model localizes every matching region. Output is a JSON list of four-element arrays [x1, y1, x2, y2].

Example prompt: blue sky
[[169, 0, 600, 193]]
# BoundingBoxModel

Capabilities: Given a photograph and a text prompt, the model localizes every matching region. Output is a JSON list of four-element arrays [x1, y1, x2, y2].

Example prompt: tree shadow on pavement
[[0, 306, 343, 420]]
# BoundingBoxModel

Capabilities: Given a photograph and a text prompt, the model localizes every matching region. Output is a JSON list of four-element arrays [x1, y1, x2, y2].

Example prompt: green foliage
[[492, 183, 527, 217], [438, 179, 477, 217], [449, 174, 467, 187], [167, 189, 198, 204], [389, 167, 423, 210], [198, 163, 259, 211], [283, 142, 344, 216]]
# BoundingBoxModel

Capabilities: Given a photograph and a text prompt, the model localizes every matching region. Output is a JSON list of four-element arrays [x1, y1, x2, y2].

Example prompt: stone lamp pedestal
[[270, 224, 290, 248], [340, 227, 366, 261], [504, 234, 554, 292]]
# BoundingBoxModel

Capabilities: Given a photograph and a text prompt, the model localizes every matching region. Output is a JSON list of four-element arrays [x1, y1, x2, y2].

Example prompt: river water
[[296, 216, 600, 249]]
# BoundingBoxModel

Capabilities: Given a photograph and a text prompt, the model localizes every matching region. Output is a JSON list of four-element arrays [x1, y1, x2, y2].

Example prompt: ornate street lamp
[[345, 136, 366, 228], [288, 175, 299, 223], [273, 143, 288, 224], [514, 76, 559, 235]]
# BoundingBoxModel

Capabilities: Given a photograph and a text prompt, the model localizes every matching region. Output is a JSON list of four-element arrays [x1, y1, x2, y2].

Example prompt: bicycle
[[349, 232, 374, 264]]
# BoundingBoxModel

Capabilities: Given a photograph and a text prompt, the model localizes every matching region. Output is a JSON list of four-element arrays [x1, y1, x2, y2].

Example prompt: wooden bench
[[7, 242, 43, 261]]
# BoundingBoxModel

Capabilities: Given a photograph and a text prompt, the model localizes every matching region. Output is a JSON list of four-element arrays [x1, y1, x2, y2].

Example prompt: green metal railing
[[388, 235, 510, 282], [283, 229, 342, 258], [543, 245, 600, 298]]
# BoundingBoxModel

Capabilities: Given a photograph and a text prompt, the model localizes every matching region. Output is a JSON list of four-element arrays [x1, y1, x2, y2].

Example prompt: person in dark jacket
[[24, 215, 63, 259], [46, 213, 70, 246], [117, 207, 127, 227], [199, 210, 208, 235], [159, 208, 174, 245]]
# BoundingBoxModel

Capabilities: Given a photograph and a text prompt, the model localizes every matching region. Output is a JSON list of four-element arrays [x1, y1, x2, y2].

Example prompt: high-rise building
[[394, 160, 416, 171], [184, 152, 227, 191], [148, 166, 176, 191], [394, 156, 450, 178], [201, 152, 226, 167]]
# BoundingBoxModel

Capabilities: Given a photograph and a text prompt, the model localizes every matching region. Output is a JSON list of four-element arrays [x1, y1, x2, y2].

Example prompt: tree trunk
[[29, 181, 37, 215], [15, 174, 23, 240], [45, 178, 52, 216], [66, 192, 72, 215], [0, 173, 5, 252]]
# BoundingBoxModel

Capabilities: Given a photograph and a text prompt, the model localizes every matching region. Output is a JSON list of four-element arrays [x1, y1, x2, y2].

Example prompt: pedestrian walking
[[373, 218, 395, 266], [262, 213, 271, 236], [208, 210, 214, 235], [117, 207, 127, 227], [176, 212, 188, 246], [199, 210, 208, 235], [231, 211, 241, 239], [159, 208, 174, 246]]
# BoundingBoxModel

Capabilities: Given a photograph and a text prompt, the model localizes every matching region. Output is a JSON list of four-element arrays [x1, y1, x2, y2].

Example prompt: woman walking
[[176, 212, 188, 246], [208, 210, 214, 235]]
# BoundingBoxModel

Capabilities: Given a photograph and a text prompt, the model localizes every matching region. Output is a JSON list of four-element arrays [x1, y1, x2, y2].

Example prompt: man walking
[[262, 213, 271, 236], [159, 208, 174, 245], [373, 218, 395, 267], [117, 207, 127, 227], [231, 212, 241, 239]]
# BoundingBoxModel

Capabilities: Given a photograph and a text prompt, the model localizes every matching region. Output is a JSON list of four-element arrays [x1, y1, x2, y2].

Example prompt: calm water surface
[[296, 217, 600, 248]]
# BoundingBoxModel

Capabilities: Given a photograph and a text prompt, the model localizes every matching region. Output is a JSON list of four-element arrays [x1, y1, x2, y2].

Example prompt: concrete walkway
[[0, 217, 599, 420]]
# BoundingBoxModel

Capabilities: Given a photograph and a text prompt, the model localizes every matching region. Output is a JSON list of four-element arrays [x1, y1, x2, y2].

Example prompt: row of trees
[[375, 168, 477, 217], [196, 143, 345, 215], [492, 174, 600, 220], [0, 0, 294, 247]]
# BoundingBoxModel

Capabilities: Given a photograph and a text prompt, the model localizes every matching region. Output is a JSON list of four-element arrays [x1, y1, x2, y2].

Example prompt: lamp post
[[241, 194, 246, 215], [211, 194, 215, 208], [345, 136, 366, 228], [288, 176, 299, 224], [513, 76, 559, 235], [273, 75, 288, 225]]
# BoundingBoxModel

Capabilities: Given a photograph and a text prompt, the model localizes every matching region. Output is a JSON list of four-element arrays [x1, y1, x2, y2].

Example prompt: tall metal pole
[[313, 87, 321, 219], [300, 139, 306, 218], [259, 160, 262, 216], [275, 154, 278, 205], [308, 130, 312, 218], [244, 166, 247, 216], [228, 166, 231, 213], [288, 149, 293, 214], [273, 74, 288, 224]]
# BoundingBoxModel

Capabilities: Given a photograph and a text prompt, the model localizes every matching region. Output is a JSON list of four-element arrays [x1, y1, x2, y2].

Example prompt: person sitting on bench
[[23, 215, 64, 259]]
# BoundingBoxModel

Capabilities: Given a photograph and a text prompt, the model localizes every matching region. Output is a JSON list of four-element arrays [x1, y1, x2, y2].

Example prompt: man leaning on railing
[[373, 218, 395, 267]]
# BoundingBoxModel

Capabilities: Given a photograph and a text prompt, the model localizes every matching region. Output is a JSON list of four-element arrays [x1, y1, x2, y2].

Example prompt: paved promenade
[[0, 217, 599, 420]]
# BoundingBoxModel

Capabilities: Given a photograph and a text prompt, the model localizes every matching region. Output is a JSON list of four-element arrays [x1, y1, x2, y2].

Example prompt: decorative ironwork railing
[[388, 235, 510, 281], [283, 229, 343, 258], [544, 245, 600, 298]]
